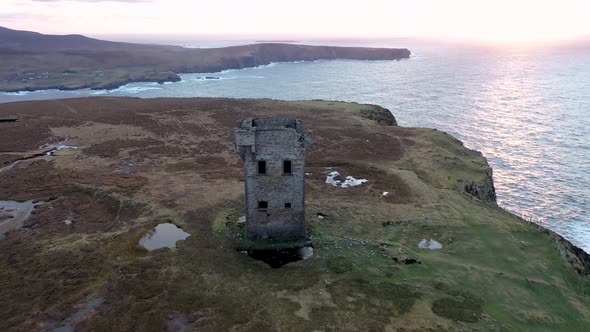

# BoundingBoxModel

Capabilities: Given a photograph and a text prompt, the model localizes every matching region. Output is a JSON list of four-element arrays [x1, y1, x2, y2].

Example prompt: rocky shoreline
[[0, 27, 411, 92], [523, 218, 590, 275]]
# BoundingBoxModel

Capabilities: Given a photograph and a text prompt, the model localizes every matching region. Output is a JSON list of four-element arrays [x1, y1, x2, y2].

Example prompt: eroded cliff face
[[360, 104, 398, 126], [464, 169, 497, 205], [550, 229, 590, 275], [0, 98, 588, 331]]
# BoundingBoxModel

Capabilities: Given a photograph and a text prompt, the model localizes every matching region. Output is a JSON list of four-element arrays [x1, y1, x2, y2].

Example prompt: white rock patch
[[325, 171, 368, 189], [341, 176, 368, 188], [297, 246, 314, 260], [418, 239, 443, 250], [237, 215, 246, 224], [325, 171, 342, 186], [42, 144, 81, 156]]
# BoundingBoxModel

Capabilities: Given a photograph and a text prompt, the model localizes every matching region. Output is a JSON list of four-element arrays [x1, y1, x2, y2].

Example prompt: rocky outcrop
[[521, 219, 590, 275], [464, 169, 497, 205], [555, 233, 590, 275], [360, 105, 398, 126], [155, 71, 181, 84]]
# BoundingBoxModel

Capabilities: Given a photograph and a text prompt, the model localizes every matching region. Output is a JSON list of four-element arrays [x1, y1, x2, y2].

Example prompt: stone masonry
[[235, 117, 312, 240]]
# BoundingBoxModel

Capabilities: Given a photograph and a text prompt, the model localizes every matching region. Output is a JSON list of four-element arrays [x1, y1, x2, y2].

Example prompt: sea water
[[1, 40, 589, 252]]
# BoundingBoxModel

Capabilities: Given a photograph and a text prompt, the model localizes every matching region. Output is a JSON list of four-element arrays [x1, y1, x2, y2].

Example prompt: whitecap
[[1, 91, 32, 96]]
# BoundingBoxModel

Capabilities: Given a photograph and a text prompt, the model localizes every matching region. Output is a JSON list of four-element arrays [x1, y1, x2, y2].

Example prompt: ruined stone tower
[[235, 117, 312, 240]]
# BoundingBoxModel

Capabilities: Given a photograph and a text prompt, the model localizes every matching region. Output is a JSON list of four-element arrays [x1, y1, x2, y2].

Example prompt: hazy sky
[[2, 0, 590, 44]]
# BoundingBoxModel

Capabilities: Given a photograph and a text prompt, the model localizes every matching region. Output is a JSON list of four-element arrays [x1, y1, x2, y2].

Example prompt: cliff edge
[[0, 98, 588, 331]]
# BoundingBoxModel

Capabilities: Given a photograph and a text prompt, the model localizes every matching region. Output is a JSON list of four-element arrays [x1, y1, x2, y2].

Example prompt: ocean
[[1, 39, 589, 252]]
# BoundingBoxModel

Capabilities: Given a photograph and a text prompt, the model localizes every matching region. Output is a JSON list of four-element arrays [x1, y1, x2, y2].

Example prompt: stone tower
[[235, 117, 312, 240]]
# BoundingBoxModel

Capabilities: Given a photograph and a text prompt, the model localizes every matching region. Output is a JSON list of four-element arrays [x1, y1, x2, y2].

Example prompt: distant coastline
[[0, 26, 410, 93], [255, 40, 300, 43]]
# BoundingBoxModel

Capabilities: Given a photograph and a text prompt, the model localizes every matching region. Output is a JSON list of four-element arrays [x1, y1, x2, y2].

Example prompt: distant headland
[[0, 26, 411, 92], [255, 40, 300, 43]]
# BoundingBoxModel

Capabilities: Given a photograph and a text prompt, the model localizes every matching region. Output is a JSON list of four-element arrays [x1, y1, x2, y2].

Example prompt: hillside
[[0, 97, 589, 331], [0, 27, 411, 92], [0, 26, 181, 52]]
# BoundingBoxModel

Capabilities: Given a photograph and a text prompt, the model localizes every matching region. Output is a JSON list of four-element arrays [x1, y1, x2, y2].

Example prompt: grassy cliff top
[[0, 97, 588, 331]]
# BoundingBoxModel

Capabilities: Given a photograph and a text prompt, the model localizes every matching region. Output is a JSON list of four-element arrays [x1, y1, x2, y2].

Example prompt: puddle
[[139, 223, 191, 251], [418, 239, 443, 250], [325, 171, 368, 188], [247, 246, 314, 268], [0, 200, 41, 237], [48, 297, 104, 332]]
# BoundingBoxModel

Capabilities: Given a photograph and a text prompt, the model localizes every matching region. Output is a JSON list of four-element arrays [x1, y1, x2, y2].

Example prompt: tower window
[[258, 201, 268, 210], [258, 160, 266, 174], [285, 202, 292, 209], [283, 160, 292, 174]]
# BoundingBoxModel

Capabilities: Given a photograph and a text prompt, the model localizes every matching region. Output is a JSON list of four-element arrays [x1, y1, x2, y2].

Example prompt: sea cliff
[[0, 27, 410, 92]]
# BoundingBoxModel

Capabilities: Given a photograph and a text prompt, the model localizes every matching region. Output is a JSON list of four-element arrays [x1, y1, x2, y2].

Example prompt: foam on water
[[112, 84, 163, 94], [1, 91, 31, 96], [218, 62, 278, 74]]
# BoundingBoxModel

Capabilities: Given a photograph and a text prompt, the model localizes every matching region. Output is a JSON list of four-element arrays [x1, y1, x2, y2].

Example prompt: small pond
[[0, 200, 40, 237], [139, 223, 191, 251]]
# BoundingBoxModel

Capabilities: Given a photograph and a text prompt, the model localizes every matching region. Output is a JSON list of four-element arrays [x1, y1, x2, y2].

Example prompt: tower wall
[[235, 117, 311, 240]]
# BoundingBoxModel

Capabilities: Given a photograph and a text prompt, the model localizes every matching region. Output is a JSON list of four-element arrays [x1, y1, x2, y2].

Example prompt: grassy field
[[0, 98, 588, 331]]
